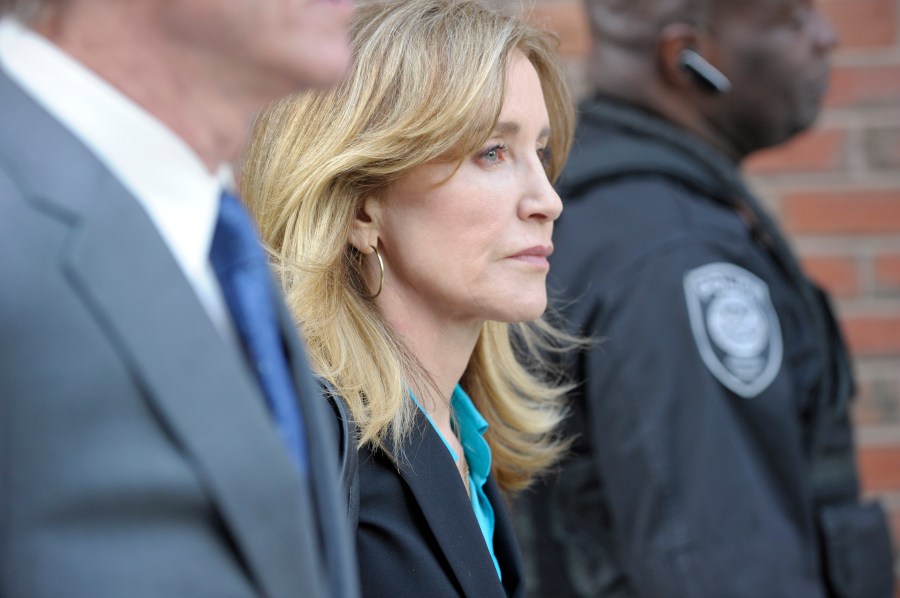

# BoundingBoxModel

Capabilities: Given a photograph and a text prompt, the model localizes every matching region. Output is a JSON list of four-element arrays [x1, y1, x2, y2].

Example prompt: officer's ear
[[658, 23, 729, 94]]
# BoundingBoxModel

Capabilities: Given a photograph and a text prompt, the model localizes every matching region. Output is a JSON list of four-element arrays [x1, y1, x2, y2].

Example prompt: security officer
[[514, 0, 895, 596]]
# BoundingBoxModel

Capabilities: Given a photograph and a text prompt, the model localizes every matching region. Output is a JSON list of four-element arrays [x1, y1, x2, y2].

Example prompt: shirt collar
[[0, 17, 228, 284], [408, 385, 492, 483], [450, 384, 491, 486]]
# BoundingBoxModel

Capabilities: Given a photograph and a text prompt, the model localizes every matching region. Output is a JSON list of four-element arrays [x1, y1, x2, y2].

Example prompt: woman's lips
[[508, 245, 553, 268]]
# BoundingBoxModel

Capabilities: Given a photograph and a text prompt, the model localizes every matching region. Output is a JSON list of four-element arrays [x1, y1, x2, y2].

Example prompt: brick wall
[[515, 0, 900, 588]]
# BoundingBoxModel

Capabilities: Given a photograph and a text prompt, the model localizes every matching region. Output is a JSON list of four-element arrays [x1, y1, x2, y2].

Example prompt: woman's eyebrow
[[493, 122, 551, 138]]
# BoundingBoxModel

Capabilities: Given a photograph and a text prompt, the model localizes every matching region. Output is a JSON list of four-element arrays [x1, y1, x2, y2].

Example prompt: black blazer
[[0, 68, 358, 598], [356, 410, 524, 597]]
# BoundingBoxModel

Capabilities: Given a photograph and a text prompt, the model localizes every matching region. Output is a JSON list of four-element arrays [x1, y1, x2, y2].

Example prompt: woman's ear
[[348, 194, 382, 253]]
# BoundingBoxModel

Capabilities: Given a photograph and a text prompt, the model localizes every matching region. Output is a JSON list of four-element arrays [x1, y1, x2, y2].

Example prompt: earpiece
[[678, 49, 732, 94]]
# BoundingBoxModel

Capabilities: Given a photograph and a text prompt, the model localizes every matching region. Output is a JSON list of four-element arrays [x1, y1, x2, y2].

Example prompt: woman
[[241, 1, 575, 595]]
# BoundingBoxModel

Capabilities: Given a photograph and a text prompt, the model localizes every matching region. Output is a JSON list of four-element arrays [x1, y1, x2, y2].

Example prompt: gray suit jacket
[[0, 69, 359, 598]]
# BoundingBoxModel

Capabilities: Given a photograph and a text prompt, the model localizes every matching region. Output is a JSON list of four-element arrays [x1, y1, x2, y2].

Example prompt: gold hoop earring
[[368, 244, 384, 299]]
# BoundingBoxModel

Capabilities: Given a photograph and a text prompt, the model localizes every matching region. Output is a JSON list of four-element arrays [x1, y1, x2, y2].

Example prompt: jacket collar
[[559, 95, 746, 205]]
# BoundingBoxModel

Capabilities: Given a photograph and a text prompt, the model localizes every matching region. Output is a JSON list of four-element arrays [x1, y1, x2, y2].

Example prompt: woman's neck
[[379, 291, 481, 483], [379, 294, 481, 429]]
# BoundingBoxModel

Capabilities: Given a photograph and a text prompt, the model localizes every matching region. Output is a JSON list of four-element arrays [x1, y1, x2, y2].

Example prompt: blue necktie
[[210, 190, 308, 473]]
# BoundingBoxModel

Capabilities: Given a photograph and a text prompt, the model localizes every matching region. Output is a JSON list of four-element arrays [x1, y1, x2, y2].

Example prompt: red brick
[[800, 255, 859, 297], [875, 254, 900, 289], [825, 64, 900, 109], [887, 502, 900, 541], [783, 189, 900, 234], [746, 128, 845, 175], [853, 385, 886, 426], [843, 316, 900, 355], [865, 127, 900, 170], [526, 0, 591, 58], [821, 0, 897, 49], [853, 375, 900, 426], [859, 445, 900, 491]]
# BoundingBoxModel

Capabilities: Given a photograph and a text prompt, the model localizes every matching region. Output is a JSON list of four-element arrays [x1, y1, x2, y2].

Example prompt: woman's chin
[[491, 296, 548, 324]]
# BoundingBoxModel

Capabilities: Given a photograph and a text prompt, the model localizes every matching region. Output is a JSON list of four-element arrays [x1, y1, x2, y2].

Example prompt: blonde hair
[[241, 0, 576, 492]]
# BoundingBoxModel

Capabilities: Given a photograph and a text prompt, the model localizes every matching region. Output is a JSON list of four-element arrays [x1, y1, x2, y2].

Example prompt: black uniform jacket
[[514, 97, 894, 598], [356, 410, 523, 597]]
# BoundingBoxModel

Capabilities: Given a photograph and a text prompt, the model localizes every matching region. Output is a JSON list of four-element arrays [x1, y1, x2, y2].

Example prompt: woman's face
[[360, 52, 562, 330]]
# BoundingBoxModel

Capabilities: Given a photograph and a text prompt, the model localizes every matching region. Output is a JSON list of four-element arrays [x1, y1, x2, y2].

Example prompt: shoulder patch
[[683, 262, 783, 398]]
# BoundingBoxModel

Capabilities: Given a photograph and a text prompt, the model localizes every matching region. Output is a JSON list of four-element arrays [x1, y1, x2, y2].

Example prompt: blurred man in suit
[[514, 0, 895, 596], [0, 1, 358, 596]]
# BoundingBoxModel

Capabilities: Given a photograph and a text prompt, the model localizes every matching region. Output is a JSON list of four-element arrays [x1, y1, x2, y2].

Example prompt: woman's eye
[[537, 146, 553, 171], [479, 144, 507, 164]]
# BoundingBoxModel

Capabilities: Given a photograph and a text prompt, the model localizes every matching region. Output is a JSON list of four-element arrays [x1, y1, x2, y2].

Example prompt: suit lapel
[[65, 183, 329, 598], [275, 294, 360, 597], [0, 72, 327, 598], [394, 413, 509, 597]]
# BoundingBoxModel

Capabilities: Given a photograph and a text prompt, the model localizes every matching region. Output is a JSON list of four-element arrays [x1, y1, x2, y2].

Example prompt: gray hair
[[583, 0, 708, 50], [2, 0, 45, 20]]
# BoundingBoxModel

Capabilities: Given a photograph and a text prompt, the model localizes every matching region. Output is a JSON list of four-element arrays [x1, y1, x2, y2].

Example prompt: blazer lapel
[[0, 72, 326, 598], [487, 477, 524, 597], [394, 413, 508, 597]]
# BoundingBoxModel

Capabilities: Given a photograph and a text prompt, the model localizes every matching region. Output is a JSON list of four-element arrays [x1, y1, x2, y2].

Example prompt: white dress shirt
[[0, 17, 235, 337]]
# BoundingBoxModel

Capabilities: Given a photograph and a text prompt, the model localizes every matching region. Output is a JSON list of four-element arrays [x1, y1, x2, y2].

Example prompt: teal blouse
[[411, 385, 500, 579]]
